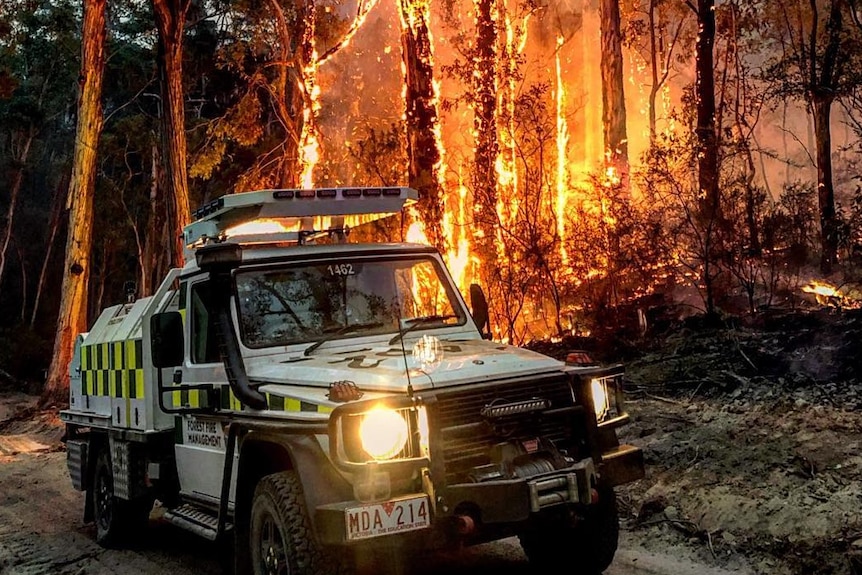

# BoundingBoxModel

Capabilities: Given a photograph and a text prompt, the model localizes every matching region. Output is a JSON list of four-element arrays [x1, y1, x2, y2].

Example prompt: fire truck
[[60, 186, 644, 574]]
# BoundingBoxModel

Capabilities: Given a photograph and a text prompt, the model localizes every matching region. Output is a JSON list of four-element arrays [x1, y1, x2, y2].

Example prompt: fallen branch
[[643, 391, 687, 406]]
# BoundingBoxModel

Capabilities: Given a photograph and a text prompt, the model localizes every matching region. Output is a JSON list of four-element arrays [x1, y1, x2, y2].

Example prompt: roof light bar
[[182, 187, 418, 260]]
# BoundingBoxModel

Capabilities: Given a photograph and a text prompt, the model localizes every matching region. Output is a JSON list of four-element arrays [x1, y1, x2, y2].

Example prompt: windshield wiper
[[303, 321, 384, 356], [388, 314, 459, 346]]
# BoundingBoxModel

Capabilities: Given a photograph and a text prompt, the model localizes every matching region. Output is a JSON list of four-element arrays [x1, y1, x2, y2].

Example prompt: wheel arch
[[232, 430, 353, 573]]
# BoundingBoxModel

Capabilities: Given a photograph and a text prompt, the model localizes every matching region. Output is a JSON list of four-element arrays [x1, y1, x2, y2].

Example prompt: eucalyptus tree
[[152, 0, 192, 267], [44, 0, 107, 405]]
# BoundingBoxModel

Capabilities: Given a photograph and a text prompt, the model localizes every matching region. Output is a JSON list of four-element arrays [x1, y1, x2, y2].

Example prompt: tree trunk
[[600, 0, 629, 186], [648, 0, 659, 141], [399, 0, 445, 252], [152, 0, 192, 268], [30, 174, 68, 328], [15, 240, 27, 323], [472, 0, 499, 280], [269, 0, 304, 188], [42, 0, 107, 406], [695, 0, 719, 223], [812, 97, 838, 273], [142, 135, 168, 296], [0, 129, 34, 290]]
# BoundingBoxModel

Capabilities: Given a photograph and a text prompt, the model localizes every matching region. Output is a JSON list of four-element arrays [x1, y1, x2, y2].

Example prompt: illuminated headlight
[[591, 378, 610, 421], [359, 408, 409, 460]]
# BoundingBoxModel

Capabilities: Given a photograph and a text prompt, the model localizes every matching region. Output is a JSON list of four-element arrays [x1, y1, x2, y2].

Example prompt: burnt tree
[[600, 0, 629, 187], [472, 0, 500, 278], [399, 0, 444, 252]]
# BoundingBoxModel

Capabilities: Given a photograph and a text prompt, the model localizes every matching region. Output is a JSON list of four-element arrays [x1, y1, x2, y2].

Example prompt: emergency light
[[182, 187, 419, 260]]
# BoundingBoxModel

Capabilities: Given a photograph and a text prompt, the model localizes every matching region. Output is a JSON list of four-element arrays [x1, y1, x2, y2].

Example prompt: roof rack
[[182, 187, 418, 260]]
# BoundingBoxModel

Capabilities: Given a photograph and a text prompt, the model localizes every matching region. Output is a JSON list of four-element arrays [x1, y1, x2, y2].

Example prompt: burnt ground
[[604, 307, 862, 575], [1, 307, 861, 574]]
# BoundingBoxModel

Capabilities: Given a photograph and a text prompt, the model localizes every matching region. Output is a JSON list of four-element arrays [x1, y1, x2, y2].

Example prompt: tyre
[[518, 485, 619, 574], [250, 471, 352, 575], [91, 447, 151, 547]]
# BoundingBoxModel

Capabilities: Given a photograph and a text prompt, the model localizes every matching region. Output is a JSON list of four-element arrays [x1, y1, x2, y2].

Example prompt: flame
[[226, 219, 292, 237], [555, 35, 569, 265], [444, 175, 471, 289], [406, 219, 429, 244], [300, 38, 321, 188], [802, 281, 840, 298]]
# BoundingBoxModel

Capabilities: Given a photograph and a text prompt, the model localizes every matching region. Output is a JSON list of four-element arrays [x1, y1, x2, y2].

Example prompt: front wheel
[[249, 471, 352, 575], [518, 485, 619, 574]]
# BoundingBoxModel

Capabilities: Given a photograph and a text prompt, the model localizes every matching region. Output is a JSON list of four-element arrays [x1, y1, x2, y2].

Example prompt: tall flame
[[555, 35, 570, 265], [300, 22, 321, 188]]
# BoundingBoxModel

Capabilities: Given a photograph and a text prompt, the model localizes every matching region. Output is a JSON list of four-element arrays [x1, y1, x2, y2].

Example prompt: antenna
[[398, 319, 415, 398]]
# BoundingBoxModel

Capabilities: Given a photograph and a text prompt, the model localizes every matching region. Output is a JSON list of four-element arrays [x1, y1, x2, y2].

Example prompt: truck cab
[[60, 186, 644, 575]]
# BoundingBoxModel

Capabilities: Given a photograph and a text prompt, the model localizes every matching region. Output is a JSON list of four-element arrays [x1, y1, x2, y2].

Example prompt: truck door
[[173, 278, 237, 505]]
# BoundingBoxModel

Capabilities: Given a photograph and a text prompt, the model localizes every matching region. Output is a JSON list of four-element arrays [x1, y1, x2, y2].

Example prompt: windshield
[[234, 256, 466, 348]]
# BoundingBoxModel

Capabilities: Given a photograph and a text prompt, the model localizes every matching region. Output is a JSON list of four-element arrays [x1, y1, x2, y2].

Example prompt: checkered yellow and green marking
[[80, 340, 145, 400], [166, 388, 333, 414]]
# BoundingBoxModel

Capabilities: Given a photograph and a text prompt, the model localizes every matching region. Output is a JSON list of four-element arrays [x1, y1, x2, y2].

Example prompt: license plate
[[345, 495, 430, 541]]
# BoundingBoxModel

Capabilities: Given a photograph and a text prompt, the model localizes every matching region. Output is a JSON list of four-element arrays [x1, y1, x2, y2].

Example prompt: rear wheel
[[92, 447, 151, 547], [519, 485, 619, 574], [250, 471, 352, 575]]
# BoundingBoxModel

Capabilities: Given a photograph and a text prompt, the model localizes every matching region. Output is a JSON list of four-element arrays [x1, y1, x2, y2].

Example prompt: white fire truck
[[60, 186, 644, 575]]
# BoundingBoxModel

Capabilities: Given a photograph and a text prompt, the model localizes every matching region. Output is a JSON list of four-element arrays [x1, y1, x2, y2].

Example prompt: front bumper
[[314, 445, 643, 547]]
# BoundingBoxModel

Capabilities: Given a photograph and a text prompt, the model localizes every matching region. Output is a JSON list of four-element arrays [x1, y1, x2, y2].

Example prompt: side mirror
[[151, 311, 184, 368], [469, 283, 492, 339]]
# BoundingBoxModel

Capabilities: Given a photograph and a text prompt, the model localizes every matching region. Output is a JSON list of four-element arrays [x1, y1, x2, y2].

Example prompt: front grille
[[424, 373, 586, 485]]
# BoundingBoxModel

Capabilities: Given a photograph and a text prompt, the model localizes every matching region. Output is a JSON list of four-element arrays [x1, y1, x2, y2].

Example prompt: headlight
[[591, 378, 610, 421], [359, 408, 409, 460]]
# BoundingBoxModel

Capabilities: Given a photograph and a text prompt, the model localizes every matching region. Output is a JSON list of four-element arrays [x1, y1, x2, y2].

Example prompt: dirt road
[[0, 391, 755, 575]]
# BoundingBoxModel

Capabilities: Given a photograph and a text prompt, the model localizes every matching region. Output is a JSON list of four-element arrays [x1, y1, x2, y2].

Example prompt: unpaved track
[[0, 391, 752, 575], [0, 444, 748, 575]]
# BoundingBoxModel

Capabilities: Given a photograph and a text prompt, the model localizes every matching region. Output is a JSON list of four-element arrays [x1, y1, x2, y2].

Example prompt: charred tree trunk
[[812, 96, 838, 272], [399, 0, 444, 252], [693, 0, 720, 317], [472, 0, 499, 278], [807, 1, 844, 274], [600, 0, 629, 187], [648, 0, 659, 141], [153, 0, 192, 268], [695, 0, 719, 223], [43, 0, 107, 405]]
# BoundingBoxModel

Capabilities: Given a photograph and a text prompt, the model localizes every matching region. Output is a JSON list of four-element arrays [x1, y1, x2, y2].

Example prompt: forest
[[1, 0, 862, 403]]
